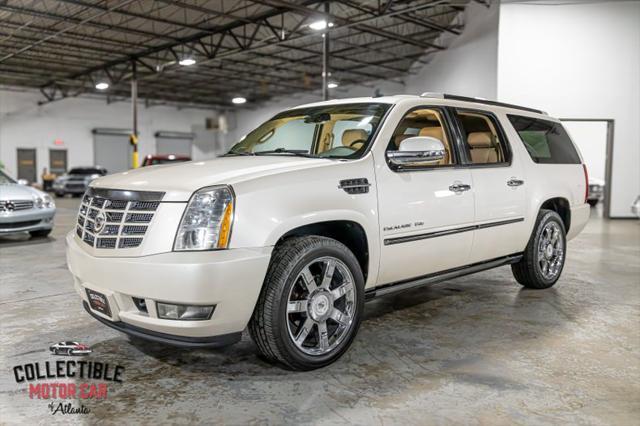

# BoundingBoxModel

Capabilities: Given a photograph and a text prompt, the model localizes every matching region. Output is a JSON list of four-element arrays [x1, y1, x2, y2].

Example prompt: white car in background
[[0, 170, 56, 238], [67, 94, 590, 370]]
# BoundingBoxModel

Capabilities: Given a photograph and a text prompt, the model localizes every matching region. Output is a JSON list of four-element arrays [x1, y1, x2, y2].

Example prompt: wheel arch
[[539, 197, 571, 232], [274, 220, 370, 282]]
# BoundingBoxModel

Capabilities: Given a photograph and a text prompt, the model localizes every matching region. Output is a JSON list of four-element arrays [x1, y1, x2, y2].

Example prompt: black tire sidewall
[[530, 211, 567, 287], [275, 241, 365, 369]]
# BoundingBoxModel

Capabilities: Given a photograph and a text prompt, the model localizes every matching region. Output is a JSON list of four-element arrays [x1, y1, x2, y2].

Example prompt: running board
[[365, 254, 523, 300]]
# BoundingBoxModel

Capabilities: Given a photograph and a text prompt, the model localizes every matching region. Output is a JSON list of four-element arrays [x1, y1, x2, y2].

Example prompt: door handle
[[507, 178, 525, 187], [449, 183, 471, 193]]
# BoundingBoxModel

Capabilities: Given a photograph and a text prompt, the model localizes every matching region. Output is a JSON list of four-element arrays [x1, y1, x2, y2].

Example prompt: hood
[[91, 156, 335, 201], [0, 183, 46, 200]]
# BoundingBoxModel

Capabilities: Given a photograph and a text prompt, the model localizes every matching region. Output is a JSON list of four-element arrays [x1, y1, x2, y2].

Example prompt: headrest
[[418, 127, 444, 141], [467, 132, 493, 148], [394, 134, 411, 148], [342, 129, 368, 147]]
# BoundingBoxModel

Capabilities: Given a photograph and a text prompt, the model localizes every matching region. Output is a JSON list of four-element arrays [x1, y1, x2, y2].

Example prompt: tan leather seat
[[468, 132, 498, 163], [342, 129, 368, 150], [419, 126, 450, 165]]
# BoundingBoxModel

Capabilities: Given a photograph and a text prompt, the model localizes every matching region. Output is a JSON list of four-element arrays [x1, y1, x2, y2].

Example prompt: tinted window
[[508, 115, 581, 164], [456, 111, 510, 164]]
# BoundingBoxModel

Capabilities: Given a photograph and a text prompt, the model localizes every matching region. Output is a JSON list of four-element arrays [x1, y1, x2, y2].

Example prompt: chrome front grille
[[0, 200, 34, 212], [76, 190, 163, 250]]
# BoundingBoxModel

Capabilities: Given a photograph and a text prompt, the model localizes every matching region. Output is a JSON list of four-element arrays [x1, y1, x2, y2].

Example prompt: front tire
[[587, 199, 599, 207], [249, 236, 364, 371], [512, 209, 567, 289]]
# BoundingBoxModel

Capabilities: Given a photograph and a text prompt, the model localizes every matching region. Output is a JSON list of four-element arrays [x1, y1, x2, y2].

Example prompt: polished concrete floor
[[1, 198, 638, 425]]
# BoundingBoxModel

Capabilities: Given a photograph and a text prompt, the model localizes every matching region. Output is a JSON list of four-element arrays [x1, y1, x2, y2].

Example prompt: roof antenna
[[373, 88, 383, 98]]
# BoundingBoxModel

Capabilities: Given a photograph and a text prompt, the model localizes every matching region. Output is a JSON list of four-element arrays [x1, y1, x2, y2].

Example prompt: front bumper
[[66, 232, 272, 344], [0, 208, 55, 234]]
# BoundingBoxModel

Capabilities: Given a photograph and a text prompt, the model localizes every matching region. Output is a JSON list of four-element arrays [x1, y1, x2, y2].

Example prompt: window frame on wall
[[449, 107, 513, 168], [385, 105, 461, 172]]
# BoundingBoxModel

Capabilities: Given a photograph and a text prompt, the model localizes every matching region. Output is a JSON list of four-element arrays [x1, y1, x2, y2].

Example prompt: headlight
[[43, 194, 55, 209], [174, 185, 234, 251], [33, 195, 55, 209]]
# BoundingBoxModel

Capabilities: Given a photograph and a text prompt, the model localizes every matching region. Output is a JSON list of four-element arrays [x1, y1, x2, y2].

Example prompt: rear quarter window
[[507, 115, 581, 164]]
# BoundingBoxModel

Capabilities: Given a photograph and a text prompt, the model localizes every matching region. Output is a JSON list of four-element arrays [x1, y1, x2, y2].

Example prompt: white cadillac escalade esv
[[67, 94, 590, 370]]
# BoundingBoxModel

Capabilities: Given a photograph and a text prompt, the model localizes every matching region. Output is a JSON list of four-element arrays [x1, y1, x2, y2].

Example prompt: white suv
[[67, 94, 590, 370]]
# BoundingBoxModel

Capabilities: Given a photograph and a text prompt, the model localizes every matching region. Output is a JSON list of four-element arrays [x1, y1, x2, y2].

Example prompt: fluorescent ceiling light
[[232, 97, 247, 104], [327, 82, 339, 89], [179, 58, 196, 66], [95, 82, 109, 90], [309, 20, 333, 30]]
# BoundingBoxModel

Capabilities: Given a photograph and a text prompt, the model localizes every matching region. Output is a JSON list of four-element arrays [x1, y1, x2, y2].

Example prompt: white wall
[[0, 90, 220, 179], [404, 1, 499, 99], [563, 121, 608, 182], [498, 0, 640, 218]]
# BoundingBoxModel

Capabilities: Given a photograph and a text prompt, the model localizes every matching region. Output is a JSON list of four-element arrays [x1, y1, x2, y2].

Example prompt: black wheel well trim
[[275, 220, 369, 281], [539, 197, 571, 232]]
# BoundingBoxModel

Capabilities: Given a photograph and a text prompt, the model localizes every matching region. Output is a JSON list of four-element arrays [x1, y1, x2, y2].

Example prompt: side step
[[365, 254, 523, 300]]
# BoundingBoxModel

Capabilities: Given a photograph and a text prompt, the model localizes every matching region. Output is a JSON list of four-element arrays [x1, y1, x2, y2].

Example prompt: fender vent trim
[[338, 178, 371, 195]]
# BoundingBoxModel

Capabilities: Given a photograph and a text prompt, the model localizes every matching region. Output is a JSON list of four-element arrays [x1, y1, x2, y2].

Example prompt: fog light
[[156, 302, 214, 321]]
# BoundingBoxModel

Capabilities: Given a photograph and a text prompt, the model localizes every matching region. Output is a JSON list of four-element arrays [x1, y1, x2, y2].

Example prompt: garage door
[[93, 130, 132, 174], [155, 131, 193, 157]]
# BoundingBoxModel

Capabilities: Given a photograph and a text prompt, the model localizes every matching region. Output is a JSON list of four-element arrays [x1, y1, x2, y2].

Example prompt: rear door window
[[507, 115, 581, 164]]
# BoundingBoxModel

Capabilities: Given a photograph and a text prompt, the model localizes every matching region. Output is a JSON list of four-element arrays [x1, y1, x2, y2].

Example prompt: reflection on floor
[[1, 197, 639, 424]]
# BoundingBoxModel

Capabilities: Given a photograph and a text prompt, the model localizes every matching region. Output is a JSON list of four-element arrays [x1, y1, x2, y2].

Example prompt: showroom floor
[[1, 198, 638, 425]]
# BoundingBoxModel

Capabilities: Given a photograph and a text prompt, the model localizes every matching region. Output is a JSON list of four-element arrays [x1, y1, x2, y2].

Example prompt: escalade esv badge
[[66, 94, 591, 371]]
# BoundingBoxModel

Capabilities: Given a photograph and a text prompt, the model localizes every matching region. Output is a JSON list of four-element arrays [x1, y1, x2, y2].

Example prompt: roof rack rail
[[420, 92, 444, 99], [442, 94, 547, 115]]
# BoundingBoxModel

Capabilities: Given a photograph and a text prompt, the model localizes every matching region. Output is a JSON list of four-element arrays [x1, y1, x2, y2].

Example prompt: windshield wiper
[[222, 151, 255, 157], [254, 148, 315, 158]]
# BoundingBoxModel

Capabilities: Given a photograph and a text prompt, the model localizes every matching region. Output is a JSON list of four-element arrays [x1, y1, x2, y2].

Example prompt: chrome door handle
[[507, 178, 525, 187], [449, 183, 471, 193]]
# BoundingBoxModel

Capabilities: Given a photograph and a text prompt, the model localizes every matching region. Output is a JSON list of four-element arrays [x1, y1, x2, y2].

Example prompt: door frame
[[49, 148, 68, 175], [16, 148, 37, 183], [560, 118, 614, 219]]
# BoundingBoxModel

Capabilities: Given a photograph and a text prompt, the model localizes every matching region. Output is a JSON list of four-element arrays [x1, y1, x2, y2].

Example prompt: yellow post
[[130, 134, 139, 169]]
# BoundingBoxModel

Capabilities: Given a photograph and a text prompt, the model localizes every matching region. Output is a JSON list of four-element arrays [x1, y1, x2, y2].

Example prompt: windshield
[[227, 103, 390, 158], [0, 170, 16, 184], [69, 167, 104, 175]]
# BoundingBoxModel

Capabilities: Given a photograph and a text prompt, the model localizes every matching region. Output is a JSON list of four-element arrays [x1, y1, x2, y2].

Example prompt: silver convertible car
[[0, 170, 56, 238]]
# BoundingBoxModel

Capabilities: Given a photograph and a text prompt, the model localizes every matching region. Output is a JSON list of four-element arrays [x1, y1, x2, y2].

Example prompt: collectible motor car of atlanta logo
[[10, 344, 125, 415]]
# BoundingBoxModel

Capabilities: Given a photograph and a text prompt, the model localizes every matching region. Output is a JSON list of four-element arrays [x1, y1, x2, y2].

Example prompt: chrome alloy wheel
[[286, 256, 356, 356], [538, 222, 564, 280]]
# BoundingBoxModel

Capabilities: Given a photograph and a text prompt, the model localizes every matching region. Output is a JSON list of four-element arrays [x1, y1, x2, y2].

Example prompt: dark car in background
[[141, 154, 191, 167], [587, 178, 605, 207], [53, 167, 107, 197]]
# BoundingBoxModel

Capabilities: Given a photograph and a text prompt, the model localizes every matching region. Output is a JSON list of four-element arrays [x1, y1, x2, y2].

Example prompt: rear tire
[[249, 236, 364, 371], [512, 209, 567, 289], [29, 229, 51, 238]]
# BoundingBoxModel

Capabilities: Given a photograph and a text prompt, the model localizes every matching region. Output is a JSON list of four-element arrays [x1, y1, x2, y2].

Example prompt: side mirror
[[17, 179, 29, 185], [386, 136, 446, 167]]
